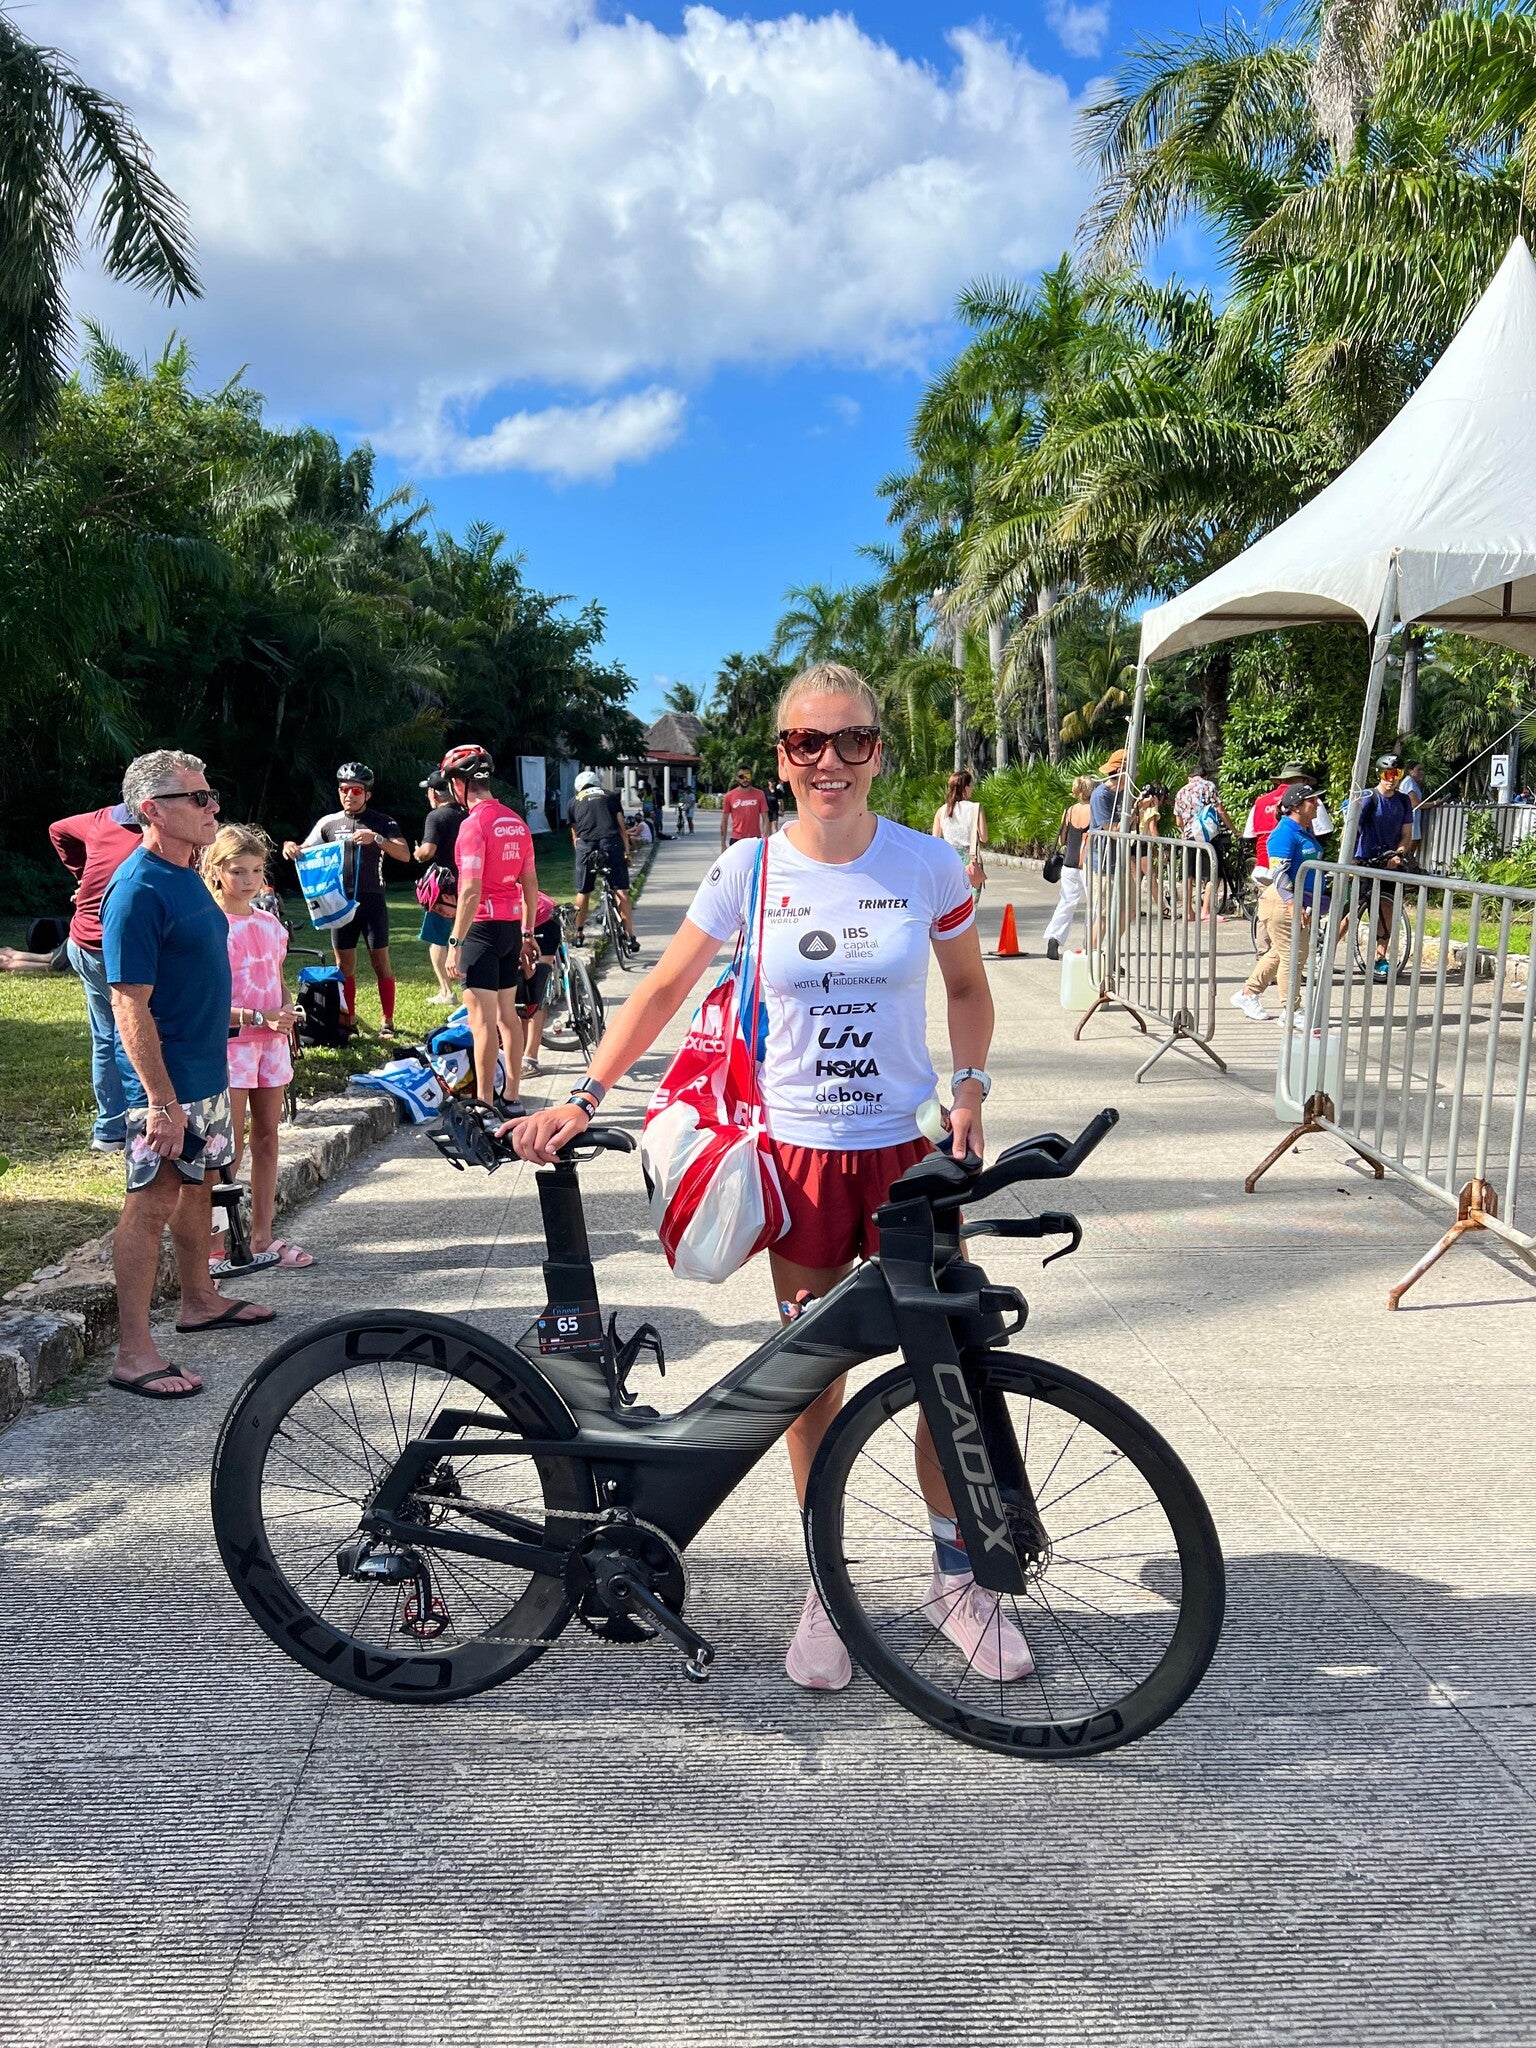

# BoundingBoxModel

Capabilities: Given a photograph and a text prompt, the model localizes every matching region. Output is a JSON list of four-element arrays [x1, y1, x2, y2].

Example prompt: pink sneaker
[[923, 1568, 1035, 1681], [785, 1586, 852, 1692]]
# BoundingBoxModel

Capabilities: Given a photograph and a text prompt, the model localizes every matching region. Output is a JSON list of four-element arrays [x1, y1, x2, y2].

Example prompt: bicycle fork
[[878, 1198, 1031, 1598]]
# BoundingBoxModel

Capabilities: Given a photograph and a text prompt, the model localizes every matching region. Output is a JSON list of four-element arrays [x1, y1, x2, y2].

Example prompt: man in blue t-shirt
[[1233, 784, 1339, 1024], [102, 750, 276, 1402], [1354, 754, 1415, 978]]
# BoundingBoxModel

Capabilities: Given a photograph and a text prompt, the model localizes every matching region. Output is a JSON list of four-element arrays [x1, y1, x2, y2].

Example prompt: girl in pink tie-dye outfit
[[203, 825, 315, 1270]]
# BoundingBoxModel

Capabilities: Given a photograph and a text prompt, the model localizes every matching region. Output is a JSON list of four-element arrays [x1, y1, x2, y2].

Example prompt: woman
[[1042, 774, 1093, 960], [931, 769, 987, 897], [511, 661, 1030, 1694]]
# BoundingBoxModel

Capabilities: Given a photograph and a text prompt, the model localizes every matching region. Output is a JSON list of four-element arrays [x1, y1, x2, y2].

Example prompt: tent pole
[[1118, 657, 1149, 842], [1339, 557, 1401, 865]]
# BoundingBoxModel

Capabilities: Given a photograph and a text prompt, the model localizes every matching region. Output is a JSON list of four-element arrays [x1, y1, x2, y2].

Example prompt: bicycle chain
[[396, 1502, 690, 1653]]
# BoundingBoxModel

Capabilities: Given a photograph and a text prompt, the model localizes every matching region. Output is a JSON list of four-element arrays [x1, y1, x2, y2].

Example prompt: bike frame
[[356, 1153, 1037, 1595]]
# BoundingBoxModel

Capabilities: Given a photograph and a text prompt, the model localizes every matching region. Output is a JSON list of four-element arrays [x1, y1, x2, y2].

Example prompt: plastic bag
[[640, 843, 787, 1283], [293, 841, 357, 932]]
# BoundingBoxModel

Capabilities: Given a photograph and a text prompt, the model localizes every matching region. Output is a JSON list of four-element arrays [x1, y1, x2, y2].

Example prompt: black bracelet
[[566, 1093, 597, 1119]]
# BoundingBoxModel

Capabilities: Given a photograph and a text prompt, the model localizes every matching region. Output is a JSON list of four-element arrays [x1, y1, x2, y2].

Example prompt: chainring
[[565, 1514, 689, 1645]]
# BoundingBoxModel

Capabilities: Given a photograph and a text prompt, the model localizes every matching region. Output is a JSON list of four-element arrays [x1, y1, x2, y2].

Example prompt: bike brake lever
[[960, 1210, 1081, 1264], [1039, 1212, 1082, 1266]]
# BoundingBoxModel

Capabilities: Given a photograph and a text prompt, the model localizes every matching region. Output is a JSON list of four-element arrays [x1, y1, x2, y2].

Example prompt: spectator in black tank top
[[1043, 775, 1094, 960]]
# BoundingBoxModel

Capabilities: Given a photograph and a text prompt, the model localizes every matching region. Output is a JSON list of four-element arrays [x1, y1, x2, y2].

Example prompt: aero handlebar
[[894, 1107, 1120, 1214], [428, 1099, 635, 1174]]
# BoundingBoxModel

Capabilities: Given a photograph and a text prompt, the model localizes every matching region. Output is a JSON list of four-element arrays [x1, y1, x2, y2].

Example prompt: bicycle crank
[[564, 1512, 717, 1681]]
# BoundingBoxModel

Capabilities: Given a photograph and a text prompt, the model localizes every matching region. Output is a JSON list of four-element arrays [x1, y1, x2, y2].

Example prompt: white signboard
[[1491, 753, 1511, 791], [519, 755, 550, 834]]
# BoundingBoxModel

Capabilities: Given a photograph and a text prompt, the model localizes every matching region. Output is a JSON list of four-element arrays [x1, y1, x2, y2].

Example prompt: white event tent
[[1125, 236, 1536, 849]]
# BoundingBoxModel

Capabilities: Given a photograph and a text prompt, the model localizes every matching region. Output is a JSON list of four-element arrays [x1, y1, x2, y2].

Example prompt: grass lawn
[[0, 835, 582, 1296]]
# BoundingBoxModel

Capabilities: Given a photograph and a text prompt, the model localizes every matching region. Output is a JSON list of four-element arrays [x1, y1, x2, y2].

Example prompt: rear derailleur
[[565, 1510, 716, 1682]]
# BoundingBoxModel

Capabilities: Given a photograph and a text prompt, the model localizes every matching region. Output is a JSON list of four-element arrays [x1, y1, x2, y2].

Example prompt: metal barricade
[[1078, 829, 1227, 1083], [1418, 800, 1536, 875], [1245, 857, 1536, 1306]]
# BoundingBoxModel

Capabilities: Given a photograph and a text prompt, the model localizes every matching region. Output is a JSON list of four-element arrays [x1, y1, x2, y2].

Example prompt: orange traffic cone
[[995, 903, 1022, 958]]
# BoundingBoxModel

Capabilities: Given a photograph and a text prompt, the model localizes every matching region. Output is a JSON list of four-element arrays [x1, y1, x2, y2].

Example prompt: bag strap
[[740, 841, 769, 1116], [967, 802, 981, 863]]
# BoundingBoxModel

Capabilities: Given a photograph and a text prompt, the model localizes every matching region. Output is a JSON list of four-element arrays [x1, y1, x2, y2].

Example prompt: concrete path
[[2, 830, 1532, 2047]]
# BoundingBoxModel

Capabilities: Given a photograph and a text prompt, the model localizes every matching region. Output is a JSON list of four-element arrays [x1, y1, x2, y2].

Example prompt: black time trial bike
[[211, 1102, 1225, 1759]]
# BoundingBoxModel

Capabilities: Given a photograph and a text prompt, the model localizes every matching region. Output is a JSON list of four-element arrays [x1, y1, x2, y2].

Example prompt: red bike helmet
[[440, 744, 495, 782]]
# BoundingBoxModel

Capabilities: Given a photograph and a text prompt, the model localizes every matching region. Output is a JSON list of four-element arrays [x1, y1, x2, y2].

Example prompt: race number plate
[[536, 1304, 603, 1354]]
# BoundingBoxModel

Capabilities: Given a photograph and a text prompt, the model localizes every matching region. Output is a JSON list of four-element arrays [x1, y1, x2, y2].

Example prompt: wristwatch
[[951, 1067, 992, 1100]]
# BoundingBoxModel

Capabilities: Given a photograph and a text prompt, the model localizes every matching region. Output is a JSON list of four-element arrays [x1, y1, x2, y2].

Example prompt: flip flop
[[266, 1240, 315, 1270], [110, 1361, 204, 1400], [174, 1300, 278, 1333]]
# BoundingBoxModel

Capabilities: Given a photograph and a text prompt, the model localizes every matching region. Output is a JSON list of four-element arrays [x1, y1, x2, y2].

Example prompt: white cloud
[[390, 386, 686, 481], [59, 2, 1092, 474], [1046, 1, 1110, 60]]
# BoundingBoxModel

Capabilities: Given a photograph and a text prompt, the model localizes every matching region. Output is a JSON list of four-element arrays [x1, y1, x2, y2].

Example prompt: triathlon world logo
[[798, 929, 837, 960]]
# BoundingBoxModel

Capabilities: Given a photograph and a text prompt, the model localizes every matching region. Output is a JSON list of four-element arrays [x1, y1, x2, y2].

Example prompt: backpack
[[295, 964, 353, 1049], [1193, 799, 1221, 844], [424, 1016, 506, 1100]]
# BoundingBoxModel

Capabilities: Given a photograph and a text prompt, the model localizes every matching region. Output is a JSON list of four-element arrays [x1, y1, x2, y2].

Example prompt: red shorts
[[767, 1136, 933, 1271]]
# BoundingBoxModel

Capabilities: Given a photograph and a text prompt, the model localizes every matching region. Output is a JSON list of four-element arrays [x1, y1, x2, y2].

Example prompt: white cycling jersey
[[686, 819, 975, 1149]]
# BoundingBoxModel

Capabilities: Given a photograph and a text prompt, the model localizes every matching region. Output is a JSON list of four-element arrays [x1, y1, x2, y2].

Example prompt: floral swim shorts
[[124, 1089, 235, 1193]]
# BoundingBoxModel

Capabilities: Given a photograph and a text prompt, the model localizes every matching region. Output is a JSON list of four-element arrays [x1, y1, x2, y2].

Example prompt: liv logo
[[798, 929, 836, 960]]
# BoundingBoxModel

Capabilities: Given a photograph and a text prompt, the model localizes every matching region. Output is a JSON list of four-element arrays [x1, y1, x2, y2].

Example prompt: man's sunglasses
[[149, 787, 220, 809], [778, 726, 880, 767], [338, 783, 368, 795]]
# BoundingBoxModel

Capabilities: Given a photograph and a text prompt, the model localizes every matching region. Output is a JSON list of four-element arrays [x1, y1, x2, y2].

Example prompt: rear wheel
[[212, 1311, 594, 1702], [807, 1354, 1224, 1757], [604, 887, 631, 971], [565, 954, 605, 1060]]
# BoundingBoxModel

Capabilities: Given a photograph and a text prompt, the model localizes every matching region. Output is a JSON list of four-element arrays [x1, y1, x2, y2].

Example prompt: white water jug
[[1059, 948, 1096, 1009]]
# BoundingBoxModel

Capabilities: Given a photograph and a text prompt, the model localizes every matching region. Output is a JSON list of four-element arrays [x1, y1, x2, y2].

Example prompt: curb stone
[[0, 1090, 397, 1394]]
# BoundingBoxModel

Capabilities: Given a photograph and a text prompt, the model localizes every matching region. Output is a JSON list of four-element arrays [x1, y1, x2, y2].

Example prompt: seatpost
[[533, 1161, 604, 1357], [875, 1196, 1028, 1598]]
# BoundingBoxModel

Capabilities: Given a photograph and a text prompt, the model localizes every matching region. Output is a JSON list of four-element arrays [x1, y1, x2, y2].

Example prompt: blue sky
[[63, 0, 1212, 725]]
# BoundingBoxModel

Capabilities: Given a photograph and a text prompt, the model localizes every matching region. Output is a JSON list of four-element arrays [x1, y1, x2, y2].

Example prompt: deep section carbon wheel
[[567, 953, 604, 1059], [806, 1355, 1224, 1758], [212, 1311, 594, 1702]]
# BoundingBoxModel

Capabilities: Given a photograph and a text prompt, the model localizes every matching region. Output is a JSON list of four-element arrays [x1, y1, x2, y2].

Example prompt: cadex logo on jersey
[[797, 929, 837, 960]]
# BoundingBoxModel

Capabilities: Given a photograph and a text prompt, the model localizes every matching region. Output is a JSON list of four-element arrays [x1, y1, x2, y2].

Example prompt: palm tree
[[663, 681, 703, 716], [0, 12, 199, 453]]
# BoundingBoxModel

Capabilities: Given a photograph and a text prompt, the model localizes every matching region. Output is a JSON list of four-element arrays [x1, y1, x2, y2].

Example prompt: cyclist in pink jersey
[[442, 746, 539, 1108]]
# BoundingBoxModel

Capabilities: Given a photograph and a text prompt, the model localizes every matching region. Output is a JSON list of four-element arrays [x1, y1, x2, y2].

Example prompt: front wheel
[[211, 1311, 595, 1703], [806, 1354, 1224, 1758]]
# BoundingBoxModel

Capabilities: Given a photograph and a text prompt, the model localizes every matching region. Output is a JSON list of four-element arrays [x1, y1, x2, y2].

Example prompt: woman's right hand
[[507, 1103, 593, 1162]]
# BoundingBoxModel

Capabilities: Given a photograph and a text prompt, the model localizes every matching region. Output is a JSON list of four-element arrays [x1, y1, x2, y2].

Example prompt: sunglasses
[[149, 787, 220, 809], [778, 726, 880, 768], [338, 783, 368, 795]]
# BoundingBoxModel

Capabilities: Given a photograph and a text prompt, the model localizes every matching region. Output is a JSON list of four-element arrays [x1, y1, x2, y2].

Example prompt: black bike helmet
[[440, 744, 495, 782], [336, 761, 375, 787]]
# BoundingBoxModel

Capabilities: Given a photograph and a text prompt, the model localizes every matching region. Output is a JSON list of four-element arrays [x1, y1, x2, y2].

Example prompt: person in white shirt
[[510, 661, 1028, 1697], [931, 770, 988, 898]]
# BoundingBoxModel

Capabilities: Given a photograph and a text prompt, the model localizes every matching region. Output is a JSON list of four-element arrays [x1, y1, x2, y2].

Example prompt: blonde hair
[[1071, 775, 1094, 802], [774, 660, 880, 733], [202, 822, 273, 899]]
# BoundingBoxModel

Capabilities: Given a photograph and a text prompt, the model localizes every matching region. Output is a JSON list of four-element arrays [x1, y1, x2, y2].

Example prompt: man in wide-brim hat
[[1245, 755, 1333, 875]]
